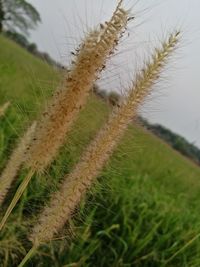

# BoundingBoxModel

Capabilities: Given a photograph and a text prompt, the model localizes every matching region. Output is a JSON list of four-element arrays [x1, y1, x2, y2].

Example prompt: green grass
[[1, 35, 200, 267]]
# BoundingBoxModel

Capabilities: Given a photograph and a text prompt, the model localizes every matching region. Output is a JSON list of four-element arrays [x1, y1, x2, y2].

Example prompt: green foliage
[[142, 119, 200, 165], [3, 30, 30, 47], [1, 36, 200, 267], [3, 31, 64, 69], [0, 0, 41, 35]]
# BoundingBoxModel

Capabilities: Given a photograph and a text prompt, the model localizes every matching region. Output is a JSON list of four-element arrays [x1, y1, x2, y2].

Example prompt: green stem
[[18, 246, 37, 267], [166, 233, 200, 263], [0, 169, 34, 231]]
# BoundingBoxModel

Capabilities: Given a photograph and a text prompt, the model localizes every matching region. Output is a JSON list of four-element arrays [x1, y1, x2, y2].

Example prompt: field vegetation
[[0, 4, 200, 266]]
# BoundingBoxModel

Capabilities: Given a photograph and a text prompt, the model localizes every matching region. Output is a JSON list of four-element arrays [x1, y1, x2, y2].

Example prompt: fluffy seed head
[[30, 31, 180, 245], [0, 2, 129, 234], [0, 122, 36, 206], [25, 4, 129, 173]]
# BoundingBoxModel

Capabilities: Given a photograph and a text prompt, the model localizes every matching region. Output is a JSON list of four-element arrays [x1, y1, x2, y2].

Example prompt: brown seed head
[[25, 5, 129, 173], [30, 31, 180, 245]]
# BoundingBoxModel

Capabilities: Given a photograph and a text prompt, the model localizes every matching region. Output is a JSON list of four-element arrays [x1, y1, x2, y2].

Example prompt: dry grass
[[0, 2, 128, 233], [0, 102, 10, 118], [0, 122, 36, 206], [26, 4, 128, 173], [21, 32, 180, 266]]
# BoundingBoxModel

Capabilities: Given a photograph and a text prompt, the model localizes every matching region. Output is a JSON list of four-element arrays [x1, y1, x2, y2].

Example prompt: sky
[[28, 0, 200, 148]]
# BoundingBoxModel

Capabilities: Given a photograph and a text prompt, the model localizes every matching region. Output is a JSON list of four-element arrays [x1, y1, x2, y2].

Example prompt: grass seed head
[[25, 4, 129, 173], [0, 1, 129, 235], [30, 31, 180, 245], [0, 122, 37, 206]]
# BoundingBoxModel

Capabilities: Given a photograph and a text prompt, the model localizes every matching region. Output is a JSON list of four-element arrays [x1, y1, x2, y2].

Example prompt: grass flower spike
[[26, 2, 128, 172], [0, 122, 36, 206], [0, 2, 129, 231], [30, 31, 180, 247]]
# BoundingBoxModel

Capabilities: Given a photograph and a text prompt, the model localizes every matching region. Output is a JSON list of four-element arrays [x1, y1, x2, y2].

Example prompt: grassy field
[[1, 35, 200, 267]]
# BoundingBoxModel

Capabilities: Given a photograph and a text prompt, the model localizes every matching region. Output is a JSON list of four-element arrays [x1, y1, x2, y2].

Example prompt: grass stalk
[[0, 169, 34, 231], [29, 31, 180, 246], [18, 246, 37, 267], [26, 3, 129, 172], [0, 102, 10, 118], [166, 232, 200, 263], [0, 2, 128, 232], [0, 122, 36, 206]]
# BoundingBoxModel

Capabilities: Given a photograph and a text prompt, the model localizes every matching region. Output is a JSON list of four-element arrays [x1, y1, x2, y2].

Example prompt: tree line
[[141, 118, 200, 165]]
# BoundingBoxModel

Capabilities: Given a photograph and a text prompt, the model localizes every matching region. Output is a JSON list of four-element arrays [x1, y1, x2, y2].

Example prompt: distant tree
[[27, 42, 37, 52], [4, 30, 29, 46], [0, 0, 4, 32], [0, 0, 41, 34]]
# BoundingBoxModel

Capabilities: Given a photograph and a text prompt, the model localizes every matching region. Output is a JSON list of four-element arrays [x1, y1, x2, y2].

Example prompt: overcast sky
[[29, 0, 200, 148]]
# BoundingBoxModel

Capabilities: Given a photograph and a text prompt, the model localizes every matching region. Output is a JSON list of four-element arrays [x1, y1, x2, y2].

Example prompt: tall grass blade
[[0, 102, 10, 118]]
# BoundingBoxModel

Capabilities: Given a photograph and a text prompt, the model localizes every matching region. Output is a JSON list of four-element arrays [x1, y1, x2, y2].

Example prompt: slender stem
[[166, 233, 200, 263], [18, 246, 37, 267], [0, 169, 34, 231]]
